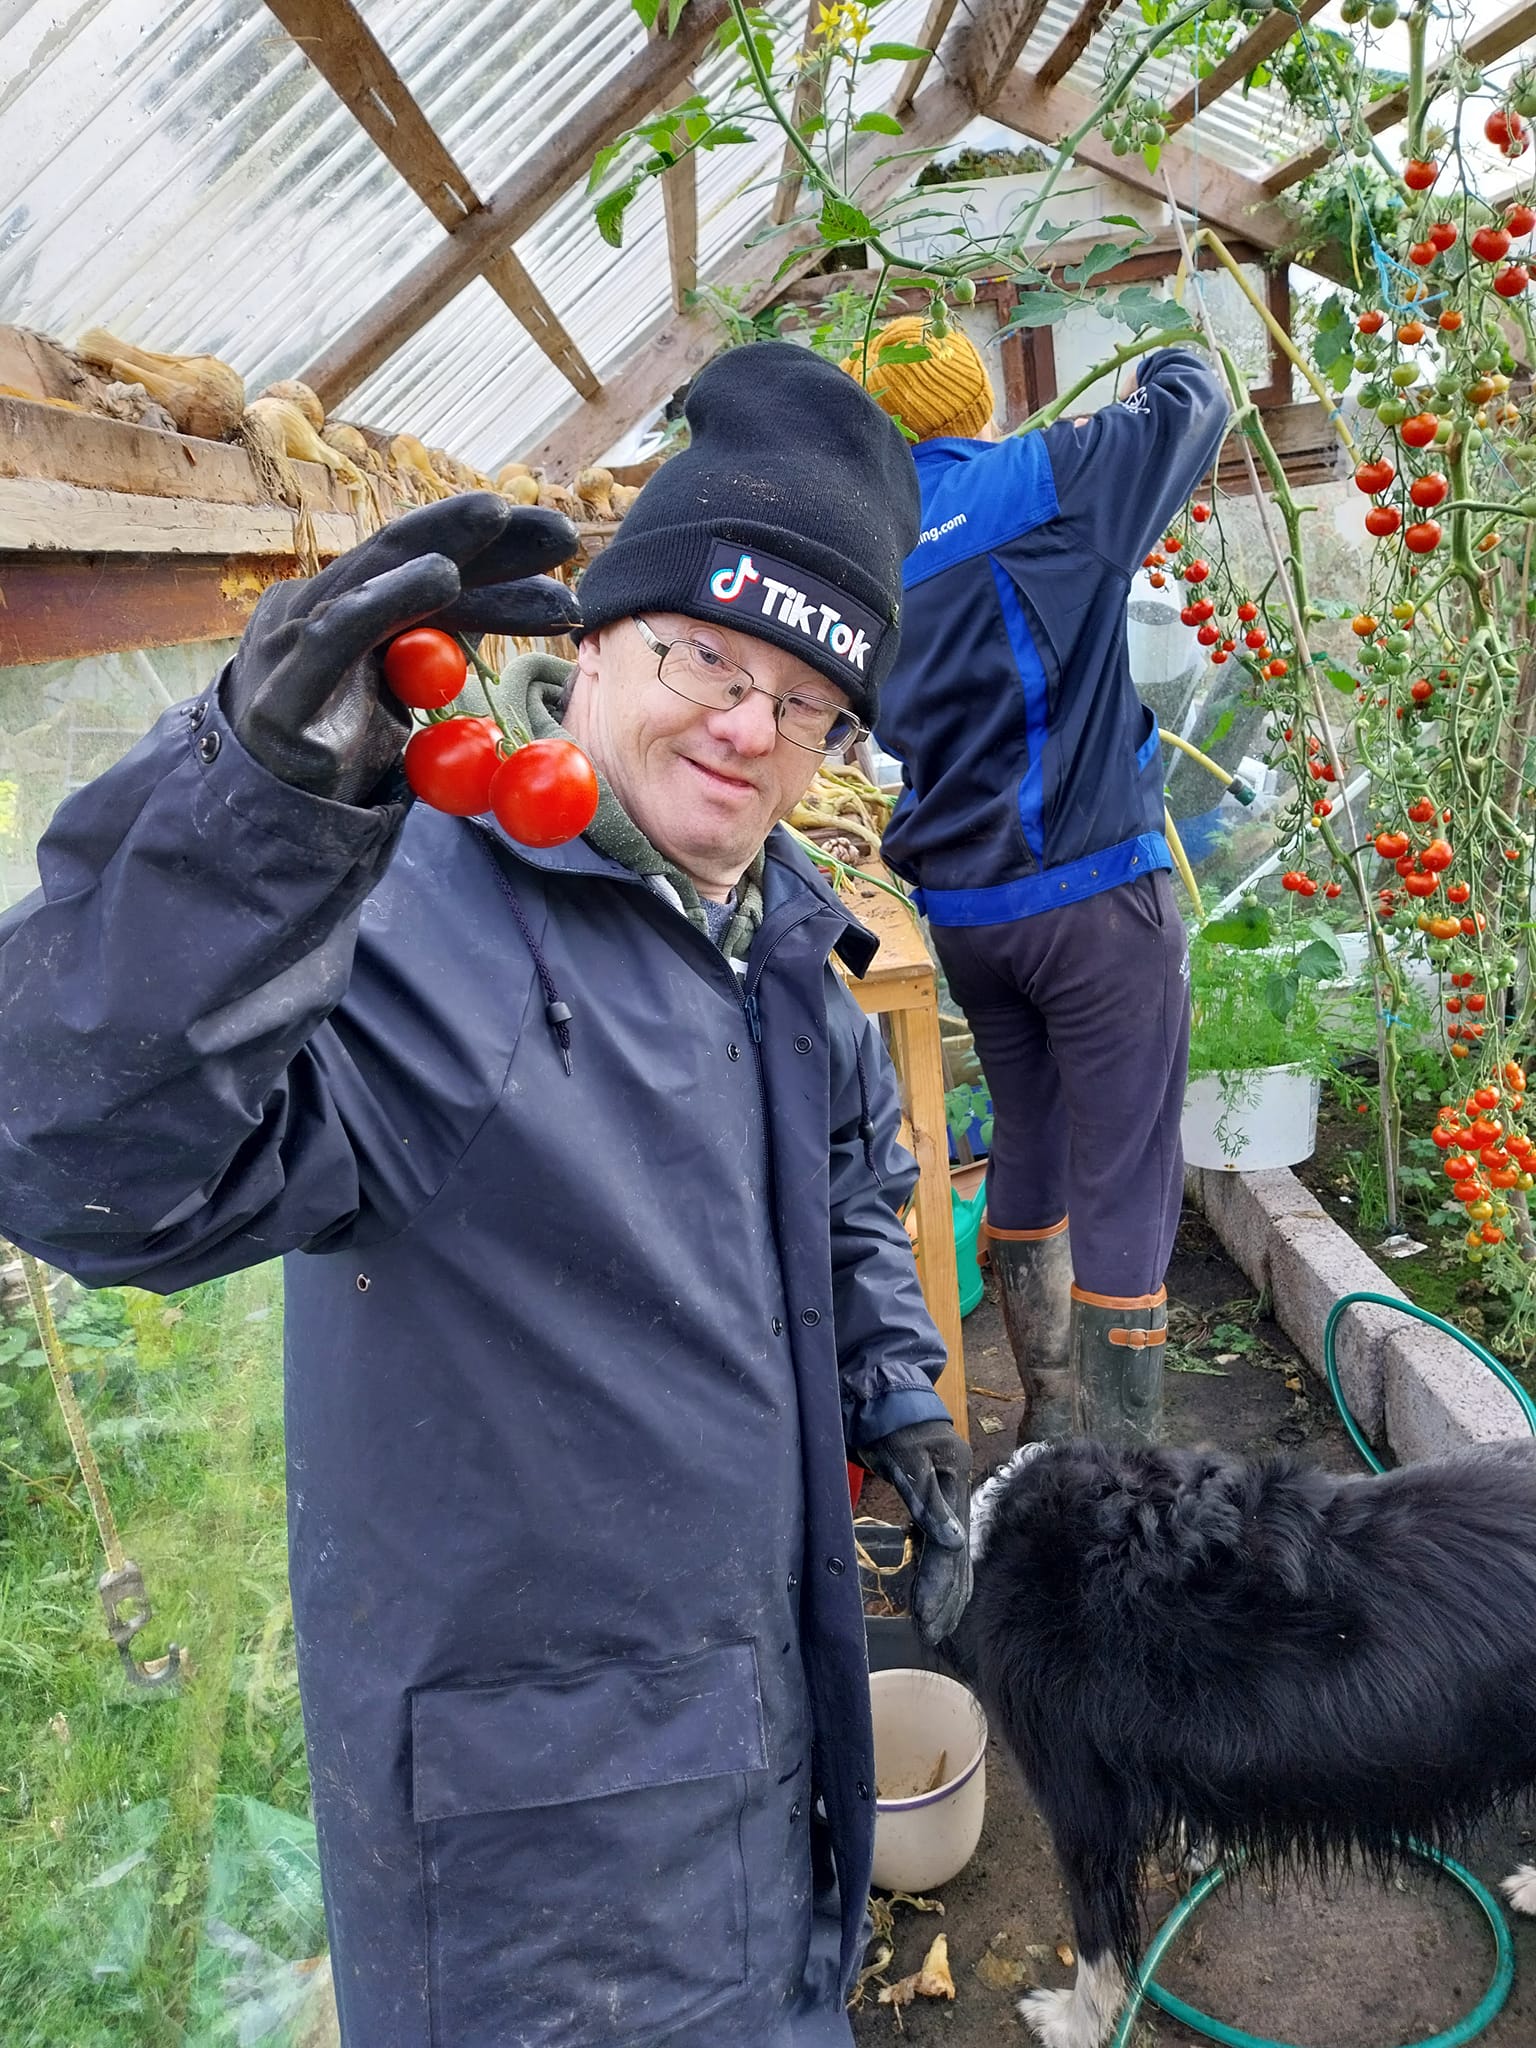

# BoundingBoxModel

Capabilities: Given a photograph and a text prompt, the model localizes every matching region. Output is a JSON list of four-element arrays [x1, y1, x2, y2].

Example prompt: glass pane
[[0, 644, 322, 2043]]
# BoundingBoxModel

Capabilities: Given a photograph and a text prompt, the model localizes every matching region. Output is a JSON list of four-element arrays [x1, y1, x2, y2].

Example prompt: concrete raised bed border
[[1187, 1166, 1530, 1462]]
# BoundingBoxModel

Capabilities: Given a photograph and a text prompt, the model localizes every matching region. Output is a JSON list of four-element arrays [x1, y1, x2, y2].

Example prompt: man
[[0, 342, 971, 2047], [845, 317, 1229, 1447]]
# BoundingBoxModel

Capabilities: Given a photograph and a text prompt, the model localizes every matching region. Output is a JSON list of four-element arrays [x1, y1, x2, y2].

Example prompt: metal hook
[[98, 1560, 183, 1690]]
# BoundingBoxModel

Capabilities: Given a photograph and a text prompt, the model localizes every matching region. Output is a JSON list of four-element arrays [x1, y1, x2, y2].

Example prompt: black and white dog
[[953, 1436, 1536, 2048]]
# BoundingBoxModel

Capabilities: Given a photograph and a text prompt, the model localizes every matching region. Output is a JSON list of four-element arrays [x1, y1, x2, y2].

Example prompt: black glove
[[861, 1418, 972, 1645], [222, 494, 583, 805]]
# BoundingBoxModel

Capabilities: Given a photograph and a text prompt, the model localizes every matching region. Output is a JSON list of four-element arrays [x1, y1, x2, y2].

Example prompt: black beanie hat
[[576, 340, 920, 725]]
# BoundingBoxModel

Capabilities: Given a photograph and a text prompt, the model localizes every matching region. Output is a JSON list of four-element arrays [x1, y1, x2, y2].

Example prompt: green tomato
[[1385, 631, 1410, 654], [951, 276, 977, 305], [1376, 398, 1409, 426], [1390, 362, 1421, 387], [1340, 0, 1368, 20], [1369, 0, 1399, 24], [1434, 419, 1453, 444]]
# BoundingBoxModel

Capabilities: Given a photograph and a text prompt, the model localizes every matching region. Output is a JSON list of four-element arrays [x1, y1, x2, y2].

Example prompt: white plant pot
[[869, 1668, 988, 1892], [1182, 1063, 1320, 1172]]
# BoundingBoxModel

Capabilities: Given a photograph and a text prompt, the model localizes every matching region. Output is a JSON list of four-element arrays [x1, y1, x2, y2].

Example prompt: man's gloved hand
[[860, 1418, 972, 1645], [222, 494, 583, 805]]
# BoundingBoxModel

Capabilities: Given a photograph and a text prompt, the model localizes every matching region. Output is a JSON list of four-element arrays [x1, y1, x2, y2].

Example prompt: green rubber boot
[[983, 1219, 1075, 1445], [1070, 1286, 1167, 1447]]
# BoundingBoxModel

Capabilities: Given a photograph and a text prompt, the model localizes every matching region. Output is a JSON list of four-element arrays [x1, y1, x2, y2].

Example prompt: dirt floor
[[850, 1209, 1536, 2047]]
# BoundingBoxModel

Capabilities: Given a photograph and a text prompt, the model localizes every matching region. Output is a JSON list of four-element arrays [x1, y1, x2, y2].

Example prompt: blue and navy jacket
[[876, 347, 1230, 926]]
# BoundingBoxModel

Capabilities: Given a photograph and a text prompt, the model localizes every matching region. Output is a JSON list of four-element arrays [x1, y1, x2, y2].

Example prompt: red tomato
[[1486, 108, 1528, 155], [1365, 504, 1402, 537], [1404, 872, 1439, 898], [1396, 319, 1427, 344], [382, 628, 467, 710], [1429, 221, 1459, 251], [1183, 559, 1210, 583], [1296, 876, 1318, 897], [1411, 680, 1434, 704], [1409, 471, 1448, 507], [1374, 830, 1410, 859], [1474, 1088, 1500, 1111], [1494, 264, 1530, 297], [1438, 308, 1464, 331], [1237, 601, 1259, 622], [1509, 202, 1536, 236], [1325, 881, 1342, 898], [1190, 502, 1212, 521], [1445, 1156, 1475, 1181], [1244, 628, 1268, 649], [1408, 241, 1438, 267], [1403, 159, 1439, 191], [1471, 224, 1513, 263], [1400, 413, 1440, 448], [1357, 307, 1387, 333], [1447, 881, 1471, 904], [1354, 458, 1396, 493], [489, 739, 600, 848], [1197, 623, 1219, 646], [1405, 519, 1442, 553], [1419, 838, 1454, 871], [1408, 798, 1436, 823], [403, 716, 502, 815]]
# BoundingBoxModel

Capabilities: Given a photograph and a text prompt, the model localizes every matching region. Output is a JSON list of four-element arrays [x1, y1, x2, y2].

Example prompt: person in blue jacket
[[846, 319, 1229, 1448], [0, 342, 972, 2048]]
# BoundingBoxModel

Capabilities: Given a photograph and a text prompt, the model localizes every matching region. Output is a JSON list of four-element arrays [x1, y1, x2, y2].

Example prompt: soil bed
[[851, 1207, 1536, 2046]]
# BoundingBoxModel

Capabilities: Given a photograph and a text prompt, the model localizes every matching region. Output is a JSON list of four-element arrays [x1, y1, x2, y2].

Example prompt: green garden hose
[[1107, 1289, 1536, 2047]]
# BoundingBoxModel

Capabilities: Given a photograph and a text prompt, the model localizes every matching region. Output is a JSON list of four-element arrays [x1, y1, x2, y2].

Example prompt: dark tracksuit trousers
[[931, 872, 1190, 1299]]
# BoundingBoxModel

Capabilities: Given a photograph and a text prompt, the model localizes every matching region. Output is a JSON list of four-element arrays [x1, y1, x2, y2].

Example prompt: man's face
[[563, 613, 849, 898]]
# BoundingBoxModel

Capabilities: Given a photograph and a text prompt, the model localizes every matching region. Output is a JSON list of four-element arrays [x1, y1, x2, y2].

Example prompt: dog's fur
[[951, 1437, 1536, 2048]]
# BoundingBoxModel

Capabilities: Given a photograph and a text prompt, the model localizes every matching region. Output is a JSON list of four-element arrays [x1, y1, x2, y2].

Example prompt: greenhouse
[[4, 0, 1536, 2043]]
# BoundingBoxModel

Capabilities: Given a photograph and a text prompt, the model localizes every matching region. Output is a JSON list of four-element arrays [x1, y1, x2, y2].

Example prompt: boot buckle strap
[[1107, 1326, 1167, 1349]]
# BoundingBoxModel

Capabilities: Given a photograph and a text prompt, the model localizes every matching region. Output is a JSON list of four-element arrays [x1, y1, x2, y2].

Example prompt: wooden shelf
[[836, 868, 968, 1438]]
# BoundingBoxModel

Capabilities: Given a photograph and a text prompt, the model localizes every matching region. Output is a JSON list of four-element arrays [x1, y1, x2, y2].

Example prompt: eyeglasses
[[632, 617, 867, 757]]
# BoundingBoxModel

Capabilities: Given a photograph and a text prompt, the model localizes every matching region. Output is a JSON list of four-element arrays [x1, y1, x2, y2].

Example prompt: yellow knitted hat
[[841, 316, 996, 441]]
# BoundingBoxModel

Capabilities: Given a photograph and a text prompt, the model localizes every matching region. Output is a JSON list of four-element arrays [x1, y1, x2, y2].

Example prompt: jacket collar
[[481, 818, 880, 978]]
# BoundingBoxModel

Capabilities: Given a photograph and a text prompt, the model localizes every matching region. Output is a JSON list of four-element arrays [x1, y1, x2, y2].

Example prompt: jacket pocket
[[413, 1641, 767, 2048]]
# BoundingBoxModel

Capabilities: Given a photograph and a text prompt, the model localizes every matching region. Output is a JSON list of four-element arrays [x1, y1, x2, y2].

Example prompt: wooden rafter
[[516, 76, 973, 478], [647, 24, 701, 312], [1262, 0, 1536, 194], [1164, 0, 1329, 133], [959, 0, 1055, 111], [296, 0, 730, 413], [265, 0, 598, 400], [1037, 0, 1119, 94], [660, 139, 700, 312], [770, 0, 824, 227], [988, 69, 1348, 283], [893, 0, 962, 115]]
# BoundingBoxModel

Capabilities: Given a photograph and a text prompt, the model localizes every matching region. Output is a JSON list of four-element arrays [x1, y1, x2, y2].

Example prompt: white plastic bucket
[[1181, 1063, 1320, 1172], [868, 1668, 988, 1892]]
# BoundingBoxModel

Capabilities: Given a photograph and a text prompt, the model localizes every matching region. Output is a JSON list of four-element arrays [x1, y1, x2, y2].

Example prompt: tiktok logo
[[709, 552, 762, 604]]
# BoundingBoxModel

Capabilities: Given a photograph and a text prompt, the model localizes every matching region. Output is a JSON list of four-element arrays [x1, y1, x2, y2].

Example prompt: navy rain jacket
[[876, 347, 1230, 926], [0, 680, 952, 2048]]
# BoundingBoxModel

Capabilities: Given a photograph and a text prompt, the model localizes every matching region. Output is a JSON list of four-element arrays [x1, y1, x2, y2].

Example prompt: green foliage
[[0, 1267, 311, 2045], [1187, 925, 1343, 1079], [914, 145, 1051, 188]]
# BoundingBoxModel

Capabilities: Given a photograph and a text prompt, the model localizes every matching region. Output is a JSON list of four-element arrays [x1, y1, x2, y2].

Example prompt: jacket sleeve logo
[[698, 544, 883, 675]]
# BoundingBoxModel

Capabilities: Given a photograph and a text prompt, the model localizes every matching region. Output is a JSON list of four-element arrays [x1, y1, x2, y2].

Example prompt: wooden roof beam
[[987, 68, 1348, 283], [893, 0, 962, 116], [1036, 0, 1119, 94], [770, 0, 824, 228], [267, 0, 599, 401], [646, 24, 701, 311], [1262, 0, 1536, 194], [295, 0, 730, 412], [1164, 0, 1329, 133], [958, 0, 1055, 111], [517, 75, 973, 478]]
